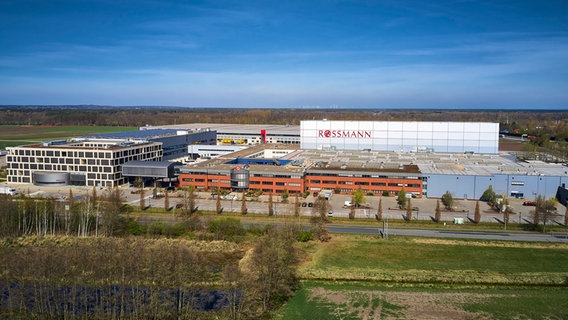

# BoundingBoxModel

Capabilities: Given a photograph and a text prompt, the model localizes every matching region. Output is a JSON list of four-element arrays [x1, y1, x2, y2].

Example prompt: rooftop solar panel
[[84, 129, 178, 139]]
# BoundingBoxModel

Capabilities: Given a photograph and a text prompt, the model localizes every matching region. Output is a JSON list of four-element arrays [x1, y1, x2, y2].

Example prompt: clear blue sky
[[1, 0, 567, 109]]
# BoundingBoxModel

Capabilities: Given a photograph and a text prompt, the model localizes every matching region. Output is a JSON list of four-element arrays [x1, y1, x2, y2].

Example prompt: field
[[281, 281, 568, 320], [279, 234, 568, 319], [0, 125, 137, 149]]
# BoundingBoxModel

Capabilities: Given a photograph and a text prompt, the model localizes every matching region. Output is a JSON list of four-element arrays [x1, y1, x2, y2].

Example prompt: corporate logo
[[318, 129, 372, 138]]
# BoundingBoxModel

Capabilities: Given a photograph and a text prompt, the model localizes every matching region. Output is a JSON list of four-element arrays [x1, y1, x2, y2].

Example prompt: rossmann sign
[[318, 130, 372, 138]]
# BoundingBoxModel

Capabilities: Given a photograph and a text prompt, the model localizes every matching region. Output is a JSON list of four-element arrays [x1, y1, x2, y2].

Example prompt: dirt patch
[[308, 287, 508, 320]]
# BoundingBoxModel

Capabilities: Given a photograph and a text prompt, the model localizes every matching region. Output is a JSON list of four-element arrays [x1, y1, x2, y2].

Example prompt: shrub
[[296, 229, 314, 242], [209, 218, 246, 240], [125, 219, 144, 235], [248, 223, 272, 236]]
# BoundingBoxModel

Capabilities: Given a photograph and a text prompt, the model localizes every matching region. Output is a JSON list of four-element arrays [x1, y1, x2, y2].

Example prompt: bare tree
[[188, 185, 196, 213], [311, 197, 330, 242], [216, 190, 222, 214], [473, 201, 481, 224], [139, 187, 145, 211], [268, 193, 274, 216], [294, 194, 300, 218], [502, 198, 511, 226], [101, 187, 124, 236], [241, 191, 248, 215], [376, 198, 383, 221], [533, 195, 557, 232], [243, 228, 298, 317], [92, 186, 98, 205], [435, 199, 441, 223], [349, 195, 355, 219], [406, 198, 412, 221], [164, 189, 170, 211]]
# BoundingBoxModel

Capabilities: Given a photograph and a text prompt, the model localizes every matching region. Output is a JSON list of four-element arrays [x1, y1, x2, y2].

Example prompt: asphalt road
[[135, 213, 568, 243], [328, 224, 568, 243]]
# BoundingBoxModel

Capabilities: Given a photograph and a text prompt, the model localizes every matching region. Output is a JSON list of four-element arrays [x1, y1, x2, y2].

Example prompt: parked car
[[523, 201, 536, 206], [308, 202, 314, 207], [301, 202, 307, 207], [327, 210, 334, 217]]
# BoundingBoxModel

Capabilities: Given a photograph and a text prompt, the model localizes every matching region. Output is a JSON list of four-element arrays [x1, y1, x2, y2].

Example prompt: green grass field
[[280, 235, 568, 319], [0, 125, 137, 149], [299, 235, 568, 285]]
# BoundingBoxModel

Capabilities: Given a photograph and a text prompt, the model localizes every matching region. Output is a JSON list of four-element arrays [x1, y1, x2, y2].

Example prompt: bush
[[382, 190, 390, 197], [146, 221, 188, 237], [125, 219, 144, 235], [209, 218, 246, 240], [248, 223, 272, 236], [296, 229, 314, 242]]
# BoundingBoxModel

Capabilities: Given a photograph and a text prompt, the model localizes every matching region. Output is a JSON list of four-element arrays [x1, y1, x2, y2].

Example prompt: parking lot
[[3, 182, 566, 224]]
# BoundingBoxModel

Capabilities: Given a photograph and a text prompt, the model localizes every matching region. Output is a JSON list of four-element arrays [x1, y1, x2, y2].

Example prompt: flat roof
[[84, 129, 180, 140], [143, 123, 301, 136], [123, 161, 174, 168], [182, 144, 568, 178]]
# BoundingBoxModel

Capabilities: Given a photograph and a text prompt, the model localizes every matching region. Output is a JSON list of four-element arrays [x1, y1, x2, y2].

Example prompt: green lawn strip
[[464, 286, 568, 320], [278, 280, 568, 320], [299, 235, 568, 285], [0, 140, 41, 149], [0, 126, 136, 141]]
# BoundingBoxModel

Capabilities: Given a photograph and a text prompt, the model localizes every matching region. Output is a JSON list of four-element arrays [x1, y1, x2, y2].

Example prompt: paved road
[[135, 213, 568, 243], [328, 224, 568, 243]]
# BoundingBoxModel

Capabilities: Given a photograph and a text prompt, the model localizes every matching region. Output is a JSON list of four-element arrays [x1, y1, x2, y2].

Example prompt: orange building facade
[[179, 165, 422, 197]]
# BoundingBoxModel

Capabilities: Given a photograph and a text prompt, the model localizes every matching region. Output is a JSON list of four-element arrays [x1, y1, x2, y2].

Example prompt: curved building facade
[[33, 172, 70, 186]]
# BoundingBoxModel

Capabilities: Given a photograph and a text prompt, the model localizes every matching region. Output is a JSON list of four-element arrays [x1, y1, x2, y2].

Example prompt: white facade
[[301, 120, 499, 154]]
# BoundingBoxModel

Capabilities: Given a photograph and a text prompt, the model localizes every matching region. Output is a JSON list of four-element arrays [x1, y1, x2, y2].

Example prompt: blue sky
[[1, 0, 567, 109]]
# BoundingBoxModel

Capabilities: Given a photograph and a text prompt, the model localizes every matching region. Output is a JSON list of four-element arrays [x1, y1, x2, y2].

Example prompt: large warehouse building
[[141, 123, 301, 145], [179, 144, 568, 199], [301, 120, 499, 154], [86, 127, 217, 160]]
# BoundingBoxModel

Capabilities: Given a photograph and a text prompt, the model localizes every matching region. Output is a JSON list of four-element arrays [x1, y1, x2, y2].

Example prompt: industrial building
[[179, 144, 424, 197], [5, 120, 567, 201], [141, 123, 301, 145], [86, 127, 216, 160], [179, 143, 568, 200], [301, 120, 499, 154]]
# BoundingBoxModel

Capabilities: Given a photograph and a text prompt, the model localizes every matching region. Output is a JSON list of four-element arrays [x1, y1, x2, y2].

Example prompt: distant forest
[[0, 106, 567, 138]]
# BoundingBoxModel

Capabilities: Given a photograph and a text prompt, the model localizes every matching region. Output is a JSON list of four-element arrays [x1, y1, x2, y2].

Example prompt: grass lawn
[[299, 234, 568, 285], [283, 234, 568, 319]]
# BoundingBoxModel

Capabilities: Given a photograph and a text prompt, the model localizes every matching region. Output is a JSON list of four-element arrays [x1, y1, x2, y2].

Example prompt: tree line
[[1, 106, 566, 138]]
